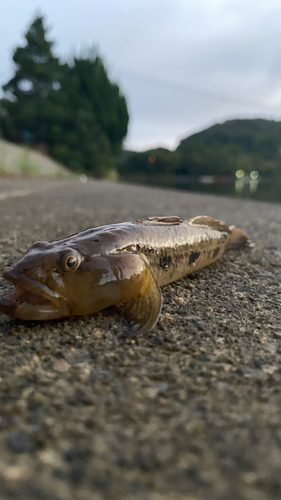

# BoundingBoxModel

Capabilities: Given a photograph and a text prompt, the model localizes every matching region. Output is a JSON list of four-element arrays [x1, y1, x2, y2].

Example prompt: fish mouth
[[0, 269, 63, 321]]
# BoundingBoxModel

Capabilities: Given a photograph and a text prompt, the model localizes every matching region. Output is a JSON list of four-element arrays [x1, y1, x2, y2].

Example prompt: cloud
[[1, 0, 281, 149]]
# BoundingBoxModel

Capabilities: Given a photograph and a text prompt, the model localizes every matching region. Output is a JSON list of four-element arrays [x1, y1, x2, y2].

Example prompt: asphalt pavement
[[0, 178, 281, 500]]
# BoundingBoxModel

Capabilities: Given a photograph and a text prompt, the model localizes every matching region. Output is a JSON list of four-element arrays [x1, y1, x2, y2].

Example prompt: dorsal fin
[[189, 216, 230, 233], [134, 216, 183, 225]]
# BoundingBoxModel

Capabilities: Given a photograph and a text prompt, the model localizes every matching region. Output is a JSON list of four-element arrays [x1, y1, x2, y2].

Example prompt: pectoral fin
[[119, 258, 163, 337]]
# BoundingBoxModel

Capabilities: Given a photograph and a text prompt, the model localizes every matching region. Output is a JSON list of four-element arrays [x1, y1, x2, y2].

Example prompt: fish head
[[0, 240, 122, 321]]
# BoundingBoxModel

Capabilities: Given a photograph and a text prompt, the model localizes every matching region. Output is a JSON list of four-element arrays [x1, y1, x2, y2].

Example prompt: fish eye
[[57, 249, 82, 273], [65, 255, 78, 271]]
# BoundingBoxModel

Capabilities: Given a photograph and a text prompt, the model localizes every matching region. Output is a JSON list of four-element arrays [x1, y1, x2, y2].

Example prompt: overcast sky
[[0, 0, 281, 151]]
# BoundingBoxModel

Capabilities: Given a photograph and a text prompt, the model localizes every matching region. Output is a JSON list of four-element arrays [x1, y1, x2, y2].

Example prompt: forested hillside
[[119, 119, 281, 178]]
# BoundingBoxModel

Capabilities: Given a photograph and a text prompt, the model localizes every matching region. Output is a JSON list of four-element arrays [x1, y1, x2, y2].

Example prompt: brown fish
[[0, 216, 251, 336]]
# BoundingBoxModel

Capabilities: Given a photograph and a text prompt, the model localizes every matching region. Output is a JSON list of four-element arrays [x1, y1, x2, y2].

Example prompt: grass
[[0, 139, 74, 179], [0, 161, 8, 176], [17, 150, 40, 177]]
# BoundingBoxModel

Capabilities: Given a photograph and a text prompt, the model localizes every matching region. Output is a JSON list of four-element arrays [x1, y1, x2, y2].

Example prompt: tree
[[45, 54, 129, 175], [0, 15, 129, 177], [0, 15, 61, 145]]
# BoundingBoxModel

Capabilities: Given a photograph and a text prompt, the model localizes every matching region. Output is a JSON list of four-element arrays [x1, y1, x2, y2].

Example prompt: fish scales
[[110, 221, 229, 286]]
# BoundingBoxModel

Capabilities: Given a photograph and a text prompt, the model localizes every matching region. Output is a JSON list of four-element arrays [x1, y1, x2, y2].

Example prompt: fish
[[0, 215, 251, 336]]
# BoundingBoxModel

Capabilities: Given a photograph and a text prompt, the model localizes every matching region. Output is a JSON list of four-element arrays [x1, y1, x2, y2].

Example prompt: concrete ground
[[0, 178, 280, 500]]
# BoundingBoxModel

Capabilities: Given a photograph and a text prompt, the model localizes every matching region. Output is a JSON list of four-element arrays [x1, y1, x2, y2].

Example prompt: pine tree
[[46, 54, 129, 175], [0, 15, 129, 177], [0, 15, 61, 144]]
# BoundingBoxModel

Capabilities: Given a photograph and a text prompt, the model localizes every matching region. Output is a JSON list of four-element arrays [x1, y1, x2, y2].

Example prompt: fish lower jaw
[[0, 286, 62, 321]]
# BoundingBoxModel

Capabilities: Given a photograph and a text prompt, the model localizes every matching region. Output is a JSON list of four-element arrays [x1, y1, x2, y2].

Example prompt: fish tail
[[227, 225, 254, 248]]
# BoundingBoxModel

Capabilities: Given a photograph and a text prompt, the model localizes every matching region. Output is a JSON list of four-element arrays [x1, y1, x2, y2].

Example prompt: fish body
[[0, 216, 251, 336]]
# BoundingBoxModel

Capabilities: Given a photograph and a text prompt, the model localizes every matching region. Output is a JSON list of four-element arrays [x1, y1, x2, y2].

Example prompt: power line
[[116, 68, 279, 112]]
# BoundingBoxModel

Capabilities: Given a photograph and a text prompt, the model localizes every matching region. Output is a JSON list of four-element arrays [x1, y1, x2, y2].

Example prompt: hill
[[0, 139, 73, 178], [118, 119, 281, 178], [177, 118, 281, 176], [178, 118, 281, 153]]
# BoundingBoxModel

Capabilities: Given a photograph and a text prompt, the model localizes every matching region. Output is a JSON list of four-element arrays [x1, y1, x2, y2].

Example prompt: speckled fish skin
[[0, 215, 251, 336], [122, 216, 231, 286]]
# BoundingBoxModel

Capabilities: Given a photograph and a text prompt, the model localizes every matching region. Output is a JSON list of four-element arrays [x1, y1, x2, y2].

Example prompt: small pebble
[[53, 359, 70, 372]]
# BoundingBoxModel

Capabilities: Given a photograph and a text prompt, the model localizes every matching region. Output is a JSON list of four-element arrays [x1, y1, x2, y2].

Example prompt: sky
[[0, 0, 281, 151]]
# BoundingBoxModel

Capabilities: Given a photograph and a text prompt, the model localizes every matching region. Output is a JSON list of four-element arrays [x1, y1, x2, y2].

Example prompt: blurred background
[[0, 0, 281, 201]]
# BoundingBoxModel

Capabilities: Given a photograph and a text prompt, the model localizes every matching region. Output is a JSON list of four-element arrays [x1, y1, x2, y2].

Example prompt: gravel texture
[[0, 178, 281, 500]]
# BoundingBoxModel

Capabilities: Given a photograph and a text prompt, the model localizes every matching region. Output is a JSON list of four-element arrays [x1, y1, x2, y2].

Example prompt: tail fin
[[227, 226, 254, 249]]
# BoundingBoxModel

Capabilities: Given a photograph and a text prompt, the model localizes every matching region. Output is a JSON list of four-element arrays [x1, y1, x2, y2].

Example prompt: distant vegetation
[[118, 119, 281, 179], [0, 15, 129, 177]]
